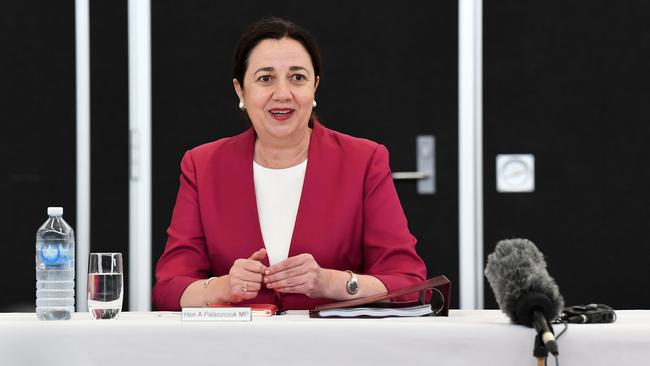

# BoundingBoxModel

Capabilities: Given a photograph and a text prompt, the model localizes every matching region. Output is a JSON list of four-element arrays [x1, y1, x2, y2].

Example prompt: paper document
[[317, 304, 434, 318]]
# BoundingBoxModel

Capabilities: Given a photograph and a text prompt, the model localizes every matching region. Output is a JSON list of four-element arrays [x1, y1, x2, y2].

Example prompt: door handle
[[392, 171, 432, 179], [391, 135, 435, 194]]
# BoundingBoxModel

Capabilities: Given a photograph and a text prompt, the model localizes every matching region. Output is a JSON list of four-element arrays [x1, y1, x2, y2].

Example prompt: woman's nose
[[272, 79, 292, 101]]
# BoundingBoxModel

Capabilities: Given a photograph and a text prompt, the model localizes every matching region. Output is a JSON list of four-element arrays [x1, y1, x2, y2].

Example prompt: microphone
[[484, 238, 564, 356]]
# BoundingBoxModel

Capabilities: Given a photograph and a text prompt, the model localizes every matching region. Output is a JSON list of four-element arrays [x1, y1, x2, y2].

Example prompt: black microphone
[[484, 238, 564, 356]]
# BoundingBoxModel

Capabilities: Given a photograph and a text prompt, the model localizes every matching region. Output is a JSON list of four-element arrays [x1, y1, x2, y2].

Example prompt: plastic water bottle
[[35, 207, 75, 320]]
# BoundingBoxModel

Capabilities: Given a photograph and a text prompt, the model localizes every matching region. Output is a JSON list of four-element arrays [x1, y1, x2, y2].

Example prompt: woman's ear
[[233, 78, 244, 102], [314, 75, 320, 92]]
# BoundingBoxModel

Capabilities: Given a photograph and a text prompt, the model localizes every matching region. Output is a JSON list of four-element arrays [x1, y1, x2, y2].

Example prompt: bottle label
[[38, 243, 72, 267]]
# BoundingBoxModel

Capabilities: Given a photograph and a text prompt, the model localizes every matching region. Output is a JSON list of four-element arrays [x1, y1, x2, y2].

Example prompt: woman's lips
[[269, 108, 294, 121]]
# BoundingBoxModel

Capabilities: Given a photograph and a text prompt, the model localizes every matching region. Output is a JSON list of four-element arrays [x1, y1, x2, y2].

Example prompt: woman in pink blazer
[[152, 17, 426, 311]]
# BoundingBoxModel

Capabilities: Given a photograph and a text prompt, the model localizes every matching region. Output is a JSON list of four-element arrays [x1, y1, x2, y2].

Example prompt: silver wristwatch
[[345, 270, 359, 295]]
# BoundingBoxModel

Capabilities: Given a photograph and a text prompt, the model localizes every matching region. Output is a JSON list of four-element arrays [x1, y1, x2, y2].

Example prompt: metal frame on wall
[[75, 0, 90, 312], [128, 0, 152, 311], [458, 0, 484, 309]]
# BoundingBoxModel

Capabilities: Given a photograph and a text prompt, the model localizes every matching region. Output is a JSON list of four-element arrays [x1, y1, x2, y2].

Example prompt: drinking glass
[[87, 253, 124, 320]]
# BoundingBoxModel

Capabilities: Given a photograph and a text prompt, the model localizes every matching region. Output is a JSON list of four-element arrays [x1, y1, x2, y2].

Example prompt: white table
[[1, 310, 649, 365]]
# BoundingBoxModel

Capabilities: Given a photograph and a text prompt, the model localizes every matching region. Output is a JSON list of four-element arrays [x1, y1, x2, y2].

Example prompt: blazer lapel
[[287, 122, 323, 258], [230, 128, 269, 267]]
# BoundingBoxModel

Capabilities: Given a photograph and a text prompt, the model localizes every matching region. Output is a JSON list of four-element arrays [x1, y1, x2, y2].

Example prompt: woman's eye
[[258, 75, 272, 83], [292, 74, 306, 82]]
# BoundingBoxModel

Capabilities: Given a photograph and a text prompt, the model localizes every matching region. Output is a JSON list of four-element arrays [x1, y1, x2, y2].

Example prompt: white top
[[253, 160, 307, 265]]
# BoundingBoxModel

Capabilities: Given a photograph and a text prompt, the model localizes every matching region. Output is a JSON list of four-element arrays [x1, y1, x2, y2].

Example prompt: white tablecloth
[[1, 310, 648, 365]]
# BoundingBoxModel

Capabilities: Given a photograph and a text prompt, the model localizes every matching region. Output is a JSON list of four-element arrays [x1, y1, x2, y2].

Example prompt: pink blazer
[[152, 121, 427, 310]]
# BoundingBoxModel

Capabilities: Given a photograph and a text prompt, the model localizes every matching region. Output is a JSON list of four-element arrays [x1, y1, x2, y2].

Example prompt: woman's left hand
[[263, 253, 329, 298]]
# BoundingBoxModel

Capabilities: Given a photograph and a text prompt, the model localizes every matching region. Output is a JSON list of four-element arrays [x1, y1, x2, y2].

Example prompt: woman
[[152, 17, 427, 311]]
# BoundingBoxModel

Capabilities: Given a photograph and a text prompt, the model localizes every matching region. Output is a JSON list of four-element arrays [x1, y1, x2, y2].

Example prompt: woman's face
[[234, 37, 319, 143]]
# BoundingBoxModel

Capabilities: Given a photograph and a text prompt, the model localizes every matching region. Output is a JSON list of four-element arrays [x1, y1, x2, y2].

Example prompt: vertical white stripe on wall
[[75, 0, 90, 312], [128, 0, 152, 310], [459, 0, 484, 309]]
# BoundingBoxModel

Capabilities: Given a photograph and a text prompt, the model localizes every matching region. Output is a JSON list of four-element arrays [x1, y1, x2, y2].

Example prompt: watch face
[[347, 281, 359, 294]]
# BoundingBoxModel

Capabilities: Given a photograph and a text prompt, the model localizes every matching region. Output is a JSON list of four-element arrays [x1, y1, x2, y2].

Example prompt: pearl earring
[[312, 100, 317, 108], [238, 101, 245, 110]]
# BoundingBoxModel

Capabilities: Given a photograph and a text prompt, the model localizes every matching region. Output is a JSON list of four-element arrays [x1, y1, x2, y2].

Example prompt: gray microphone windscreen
[[484, 238, 564, 325]]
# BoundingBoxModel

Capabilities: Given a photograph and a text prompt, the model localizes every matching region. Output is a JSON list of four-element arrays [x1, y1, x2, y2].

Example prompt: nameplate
[[181, 307, 252, 322]]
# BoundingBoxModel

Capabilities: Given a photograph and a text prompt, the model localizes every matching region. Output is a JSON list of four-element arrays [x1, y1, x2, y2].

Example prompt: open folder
[[310, 275, 451, 318]]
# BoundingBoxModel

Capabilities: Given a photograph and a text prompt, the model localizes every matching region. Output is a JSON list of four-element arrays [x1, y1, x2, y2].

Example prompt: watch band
[[345, 270, 359, 295]]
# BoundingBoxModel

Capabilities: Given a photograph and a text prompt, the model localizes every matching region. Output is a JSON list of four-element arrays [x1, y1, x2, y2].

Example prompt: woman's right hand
[[224, 248, 267, 303]]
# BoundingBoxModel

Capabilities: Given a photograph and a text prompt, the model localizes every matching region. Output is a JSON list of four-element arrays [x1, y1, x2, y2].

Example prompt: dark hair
[[233, 17, 322, 87]]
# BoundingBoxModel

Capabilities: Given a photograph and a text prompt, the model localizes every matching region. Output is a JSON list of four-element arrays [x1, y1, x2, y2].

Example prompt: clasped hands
[[225, 248, 328, 303]]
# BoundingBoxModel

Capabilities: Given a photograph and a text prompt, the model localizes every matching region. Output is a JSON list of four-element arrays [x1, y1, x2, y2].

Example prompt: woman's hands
[[263, 253, 330, 298], [186, 248, 363, 307], [224, 248, 268, 303], [204, 250, 385, 304]]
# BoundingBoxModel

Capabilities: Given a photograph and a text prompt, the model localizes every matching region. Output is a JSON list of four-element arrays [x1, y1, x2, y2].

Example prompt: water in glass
[[87, 252, 123, 320], [88, 273, 123, 319]]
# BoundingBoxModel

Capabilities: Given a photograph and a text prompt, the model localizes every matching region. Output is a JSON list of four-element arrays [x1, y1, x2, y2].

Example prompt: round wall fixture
[[496, 154, 535, 192]]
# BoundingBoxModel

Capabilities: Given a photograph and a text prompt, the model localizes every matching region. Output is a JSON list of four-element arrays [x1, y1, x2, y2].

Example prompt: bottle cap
[[47, 207, 63, 216]]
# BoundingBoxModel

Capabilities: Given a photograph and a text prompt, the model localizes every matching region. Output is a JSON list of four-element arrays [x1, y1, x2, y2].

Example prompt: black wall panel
[[0, 1, 76, 311], [90, 0, 130, 309], [484, 1, 650, 308], [151, 1, 459, 306], [7, 0, 646, 312]]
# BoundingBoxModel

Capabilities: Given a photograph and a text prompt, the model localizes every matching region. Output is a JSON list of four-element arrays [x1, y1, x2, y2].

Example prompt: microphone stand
[[533, 334, 548, 366]]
